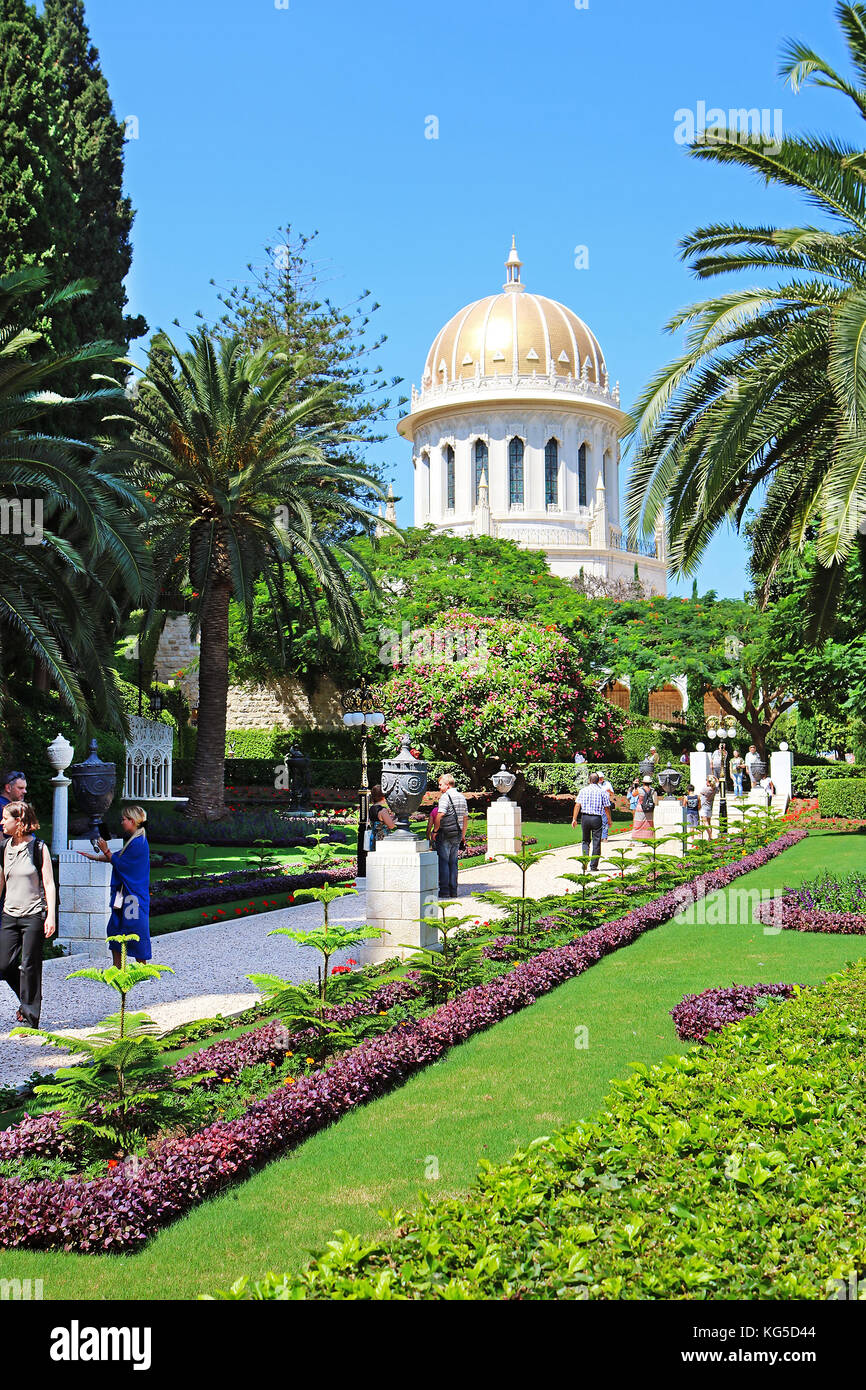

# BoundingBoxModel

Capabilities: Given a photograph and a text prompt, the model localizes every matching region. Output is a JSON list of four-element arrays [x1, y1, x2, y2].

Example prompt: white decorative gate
[[123, 715, 174, 800]]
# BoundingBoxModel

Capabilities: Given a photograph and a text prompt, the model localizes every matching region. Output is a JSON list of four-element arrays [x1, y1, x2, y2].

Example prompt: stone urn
[[750, 754, 767, 784], [490, 763, 516, 801], [46, 733, 74, 777], [638, 756, 656, 784], [69, 738, 116, 839], [658, 762, 682, 799], [380, 736, 428, 838]]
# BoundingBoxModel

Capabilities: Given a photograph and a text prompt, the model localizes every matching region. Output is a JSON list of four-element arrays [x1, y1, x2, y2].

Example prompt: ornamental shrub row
[[754, 894, 866, 936], [816, 778, 866, 820], [229, 956, 865, 1301], [0, 830, 804, 1254], [149, 866, 356, 919]]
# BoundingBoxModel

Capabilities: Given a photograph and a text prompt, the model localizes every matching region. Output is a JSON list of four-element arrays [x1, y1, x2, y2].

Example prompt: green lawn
[[3, 829, 862, 1300]]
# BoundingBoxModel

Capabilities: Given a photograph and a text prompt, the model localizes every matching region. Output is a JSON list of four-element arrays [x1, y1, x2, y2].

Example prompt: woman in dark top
[[367, 785, 396, 851]]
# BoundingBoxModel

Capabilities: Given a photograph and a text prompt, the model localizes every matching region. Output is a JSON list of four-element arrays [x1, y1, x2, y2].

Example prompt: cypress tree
[[0, 0, 71, 278], [42, 0, 146, 355]]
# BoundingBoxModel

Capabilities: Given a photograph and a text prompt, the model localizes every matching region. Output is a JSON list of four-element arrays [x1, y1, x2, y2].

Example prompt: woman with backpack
[[366, 785, 396, 853], [0, 801, 56, 1026], [631, 776, 656, 841]]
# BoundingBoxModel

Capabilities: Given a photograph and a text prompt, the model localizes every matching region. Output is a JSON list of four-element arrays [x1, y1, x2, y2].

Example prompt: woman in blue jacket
[[79, 805, 151, 963]]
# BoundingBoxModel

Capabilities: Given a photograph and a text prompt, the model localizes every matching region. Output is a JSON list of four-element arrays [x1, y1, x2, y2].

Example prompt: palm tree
[[0, 266, 150, 729], [105, 329, 388, 820], [625, 1, 866, 627]]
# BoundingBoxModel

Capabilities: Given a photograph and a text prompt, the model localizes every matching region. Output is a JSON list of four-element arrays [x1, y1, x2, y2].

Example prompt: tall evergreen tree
[[42, 0, 146, 357], [0, 0, 71, 278]]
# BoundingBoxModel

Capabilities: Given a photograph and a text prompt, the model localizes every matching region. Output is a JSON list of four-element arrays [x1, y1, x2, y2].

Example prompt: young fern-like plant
[[12, 935, 207, 1157]]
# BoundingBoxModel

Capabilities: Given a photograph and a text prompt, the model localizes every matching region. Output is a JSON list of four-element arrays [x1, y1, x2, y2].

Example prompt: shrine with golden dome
[[397, 239, 667, 591]]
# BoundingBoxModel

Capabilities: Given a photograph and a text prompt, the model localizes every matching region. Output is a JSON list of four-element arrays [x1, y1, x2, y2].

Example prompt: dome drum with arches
[[398, 241, 667, 594]]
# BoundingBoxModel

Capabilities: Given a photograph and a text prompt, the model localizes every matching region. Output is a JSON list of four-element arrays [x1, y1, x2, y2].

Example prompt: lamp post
[[706, 714, 737, 823], [341, 684, 385, 877]]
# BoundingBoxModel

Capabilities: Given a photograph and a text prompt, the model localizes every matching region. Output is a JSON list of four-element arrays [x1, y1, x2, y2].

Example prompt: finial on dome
[[503, 235, 525, 293]]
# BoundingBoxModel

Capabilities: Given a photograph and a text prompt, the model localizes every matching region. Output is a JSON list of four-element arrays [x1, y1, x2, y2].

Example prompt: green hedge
[[793, 763, 866, 797], [177, 756, 464, 792], [212, 962, 866, 1300], [816, 777, 866, 819]]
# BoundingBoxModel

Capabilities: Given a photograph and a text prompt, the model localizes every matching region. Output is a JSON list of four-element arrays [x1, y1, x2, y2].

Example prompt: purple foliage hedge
[[0, 830, 805, 1254], [671, 983, 800, 1044], [754, 896, 866, 935]]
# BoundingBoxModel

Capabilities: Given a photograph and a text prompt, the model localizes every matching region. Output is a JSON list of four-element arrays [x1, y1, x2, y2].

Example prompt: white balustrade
[[122, 715, 174, 800]]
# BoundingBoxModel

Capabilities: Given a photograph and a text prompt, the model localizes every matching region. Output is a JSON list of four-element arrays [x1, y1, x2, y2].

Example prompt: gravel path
[[0, 832, 648, 1088]]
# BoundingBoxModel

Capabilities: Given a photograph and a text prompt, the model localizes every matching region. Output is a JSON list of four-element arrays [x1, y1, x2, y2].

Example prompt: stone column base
[[486, 799, 522, 858], [359, 833, 440, 967], [653, 798, 685, 856], [57, 839, 123, 957]]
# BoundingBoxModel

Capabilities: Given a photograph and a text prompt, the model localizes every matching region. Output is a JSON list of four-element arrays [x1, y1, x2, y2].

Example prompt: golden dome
[[422, 239, 607, 388]]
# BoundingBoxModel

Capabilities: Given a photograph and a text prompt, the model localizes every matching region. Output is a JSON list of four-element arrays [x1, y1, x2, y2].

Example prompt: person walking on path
[[431, 774, 468, 900], [682, 784, 701, 841], [631, 776, 656, 841], [597, 769, 616, 843], [572, 772, 610, 870], [0, 802, 56, 1027], [730, 749, 745, 799], [366, 784, 396, 853], [699, 778, 718, 840], [78, 805, 152, 965]]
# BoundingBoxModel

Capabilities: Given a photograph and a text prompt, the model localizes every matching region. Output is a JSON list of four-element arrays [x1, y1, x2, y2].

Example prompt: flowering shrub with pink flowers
[[0, 829, 805, 1253], [383, 610, 624, 789]]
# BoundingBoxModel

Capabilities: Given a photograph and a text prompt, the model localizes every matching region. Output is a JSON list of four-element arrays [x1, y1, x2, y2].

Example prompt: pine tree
[[0, 0, 72, 278], [42, 0, 146, 356]]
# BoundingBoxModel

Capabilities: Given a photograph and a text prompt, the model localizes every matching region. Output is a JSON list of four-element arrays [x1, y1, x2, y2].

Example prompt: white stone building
[[398, 239, 667, 592]]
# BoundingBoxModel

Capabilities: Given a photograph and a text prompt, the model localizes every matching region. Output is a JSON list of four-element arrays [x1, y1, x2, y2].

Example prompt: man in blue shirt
[[572, 772, 611, 871], [0, 771, 27, 816]]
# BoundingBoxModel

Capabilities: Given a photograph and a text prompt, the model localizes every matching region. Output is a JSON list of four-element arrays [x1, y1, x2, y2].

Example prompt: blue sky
[[69, 0, 859, 598]]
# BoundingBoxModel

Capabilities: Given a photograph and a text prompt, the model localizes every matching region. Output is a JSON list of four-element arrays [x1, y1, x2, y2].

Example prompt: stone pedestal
[[359, 834, 440, 967], [50, 774, 71, 858], [689, 750, 711, 793], [487, 798, 522, 858], [770, 749, 793, 808], [57, 839, 123, 957], [653, 797, 685, 856]]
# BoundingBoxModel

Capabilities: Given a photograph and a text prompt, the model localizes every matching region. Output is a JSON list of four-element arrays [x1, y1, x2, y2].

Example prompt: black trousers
[[0, 910, 46, 1027], [581, 813, 603, 870]]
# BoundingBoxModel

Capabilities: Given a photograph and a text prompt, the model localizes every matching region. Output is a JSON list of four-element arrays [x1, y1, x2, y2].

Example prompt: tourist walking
[[597, 769, 616, 842], [431, 774, 468, 900], [627, 779, 641, 812], [744, 745, 759, 791], [699, 778, 718, 840], [0, 802, 56, 1027], [730, 749, 745, 798], [366, 785, 396, 852], [78, 805, 151, 964], [572, 772, 610, 870], [682, 784, 701, 840], [631, 776, 656, 841]]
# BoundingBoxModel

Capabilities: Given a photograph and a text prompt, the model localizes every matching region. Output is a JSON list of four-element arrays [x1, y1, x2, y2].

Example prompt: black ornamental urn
[[638, 756, 656, 784], [380, 736, 428, 838], [69, 739, 117, 839], [750, 754, 767, 784], [658, 762, 683, 799]]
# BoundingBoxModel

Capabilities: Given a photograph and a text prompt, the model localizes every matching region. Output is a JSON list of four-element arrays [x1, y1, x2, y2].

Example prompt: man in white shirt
[[597, 769, 615, 842], [432, 774, 469, 900]]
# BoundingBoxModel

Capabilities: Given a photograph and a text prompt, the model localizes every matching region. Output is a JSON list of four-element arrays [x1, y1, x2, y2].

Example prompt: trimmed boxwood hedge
[[214, 957, 866, 1301], [816, 777, 866, 819], [794, 764, 866, 797]]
